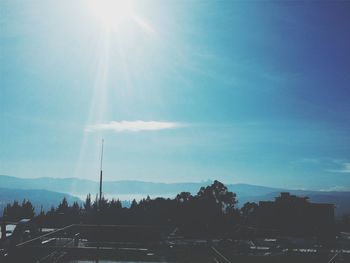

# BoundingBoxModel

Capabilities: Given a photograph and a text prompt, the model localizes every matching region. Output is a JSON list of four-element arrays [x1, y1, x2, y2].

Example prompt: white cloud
[[85, 120, 183, 133], [327, 162, 350, 174], [321, 186, 350, 192]]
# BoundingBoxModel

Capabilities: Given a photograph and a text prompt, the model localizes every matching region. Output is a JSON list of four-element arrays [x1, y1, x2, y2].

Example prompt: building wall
[[257, 193, 335, 240]]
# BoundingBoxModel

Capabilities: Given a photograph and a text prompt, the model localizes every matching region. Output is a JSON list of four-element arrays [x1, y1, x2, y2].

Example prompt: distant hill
[[0, 175, 349, 217], [0, 175, 283, 197], [0, 187, 81, 215], [0, 175, 208, 197]]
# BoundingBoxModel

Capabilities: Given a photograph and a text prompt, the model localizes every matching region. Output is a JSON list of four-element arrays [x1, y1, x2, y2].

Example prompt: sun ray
[[86, 0, 155, 35], [131, 13, 156, 36], [87, 0, 134, 31], [73, 0, 158, 185], [74, 30, 110, 183]]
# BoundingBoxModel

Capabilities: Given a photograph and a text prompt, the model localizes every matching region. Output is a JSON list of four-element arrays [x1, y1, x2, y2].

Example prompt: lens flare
[[87, 0, 134, 30]]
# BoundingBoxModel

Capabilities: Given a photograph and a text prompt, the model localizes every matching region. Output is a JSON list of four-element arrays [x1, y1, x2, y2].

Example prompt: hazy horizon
[[1, 1, 350, 191], [1, 174, 348, 193]]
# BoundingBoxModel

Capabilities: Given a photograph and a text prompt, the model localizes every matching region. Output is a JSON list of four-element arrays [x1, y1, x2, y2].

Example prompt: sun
[[87, 0, 134, 30]]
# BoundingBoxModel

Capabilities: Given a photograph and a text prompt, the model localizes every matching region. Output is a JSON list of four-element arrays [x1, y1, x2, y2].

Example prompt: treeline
[[2, 180, 350, 237], [2, 181, 249, 236], [2, 200, 35, 222]]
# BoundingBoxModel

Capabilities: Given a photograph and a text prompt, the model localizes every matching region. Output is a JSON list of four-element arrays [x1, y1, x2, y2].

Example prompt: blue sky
[[1, 0, 350, 190]]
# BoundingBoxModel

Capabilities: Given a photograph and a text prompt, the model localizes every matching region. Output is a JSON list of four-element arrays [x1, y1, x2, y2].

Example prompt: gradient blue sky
[[1, 0, 350, 190]]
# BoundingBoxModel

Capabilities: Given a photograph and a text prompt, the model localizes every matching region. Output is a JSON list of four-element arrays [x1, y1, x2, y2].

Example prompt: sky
[[1, 0, 350, 191]]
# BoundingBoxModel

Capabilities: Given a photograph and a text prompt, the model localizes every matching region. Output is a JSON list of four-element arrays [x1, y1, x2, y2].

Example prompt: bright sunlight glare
[[87, 0, 134, 30]]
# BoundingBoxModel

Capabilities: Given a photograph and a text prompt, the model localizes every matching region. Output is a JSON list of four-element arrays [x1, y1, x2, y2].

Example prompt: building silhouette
[[257, 192, 335, 242]]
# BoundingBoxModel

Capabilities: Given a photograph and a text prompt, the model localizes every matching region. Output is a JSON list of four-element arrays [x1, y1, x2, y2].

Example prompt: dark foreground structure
[[1, 223, 349, 263], [1, 183, 349, 262], [257, 192, 335, 243]]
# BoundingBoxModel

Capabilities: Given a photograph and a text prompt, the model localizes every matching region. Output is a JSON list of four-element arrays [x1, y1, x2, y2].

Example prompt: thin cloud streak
[[321, 186, 350, 192], [327, 162, 350, 174], [85, 120, 183, 132]]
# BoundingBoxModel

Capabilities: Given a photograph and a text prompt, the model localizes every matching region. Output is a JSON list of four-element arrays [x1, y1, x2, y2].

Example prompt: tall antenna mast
[[99, 139, 104, 206]]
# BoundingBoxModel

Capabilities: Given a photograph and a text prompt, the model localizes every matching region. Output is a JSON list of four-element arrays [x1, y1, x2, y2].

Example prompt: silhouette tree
[[190, 180, 238, 236], [57, 197, 69, 214], [34, 206, 46, 229], [130, 199, 138, 210], [197, 180, 237, 213], [71, 201, 81, 220], [84, 194, 92, 211], [21, 199, 35, 219], [241, 202, 258, 225], [4, 181, 242, 236], [3, 199, 35, 221], [176, 192, 192, 203]]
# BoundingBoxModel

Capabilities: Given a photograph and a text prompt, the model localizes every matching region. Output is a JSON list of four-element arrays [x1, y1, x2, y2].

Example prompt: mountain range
[[0, 187, 80, 215], [0, 175, 349, 218]]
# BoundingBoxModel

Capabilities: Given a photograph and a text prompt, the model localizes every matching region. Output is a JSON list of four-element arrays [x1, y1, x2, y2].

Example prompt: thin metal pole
[[99, 139, 104, 206]]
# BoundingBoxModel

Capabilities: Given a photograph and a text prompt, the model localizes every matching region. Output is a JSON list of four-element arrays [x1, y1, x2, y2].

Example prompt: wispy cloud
[[85, 120, 183, 133], [291, 158, 350, 175], [327, 162, 350, 174], [321, 185, 350, 192]]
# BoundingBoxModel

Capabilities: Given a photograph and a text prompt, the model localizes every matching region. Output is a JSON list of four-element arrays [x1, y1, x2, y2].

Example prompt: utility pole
[[99, 139, 104, 207]]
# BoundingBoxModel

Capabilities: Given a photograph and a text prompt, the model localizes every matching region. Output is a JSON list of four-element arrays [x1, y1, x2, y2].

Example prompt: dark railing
[[5, 224, 172, 262], [1, 224, 349, 263]]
